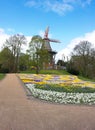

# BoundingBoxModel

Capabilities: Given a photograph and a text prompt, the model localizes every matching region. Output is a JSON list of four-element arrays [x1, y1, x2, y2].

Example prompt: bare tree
[[70, 41, 93, 77], [5, 34, 26, 72]]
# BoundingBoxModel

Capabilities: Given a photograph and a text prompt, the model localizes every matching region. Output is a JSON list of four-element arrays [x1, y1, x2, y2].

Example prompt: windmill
[[43, 26, 60, 69]]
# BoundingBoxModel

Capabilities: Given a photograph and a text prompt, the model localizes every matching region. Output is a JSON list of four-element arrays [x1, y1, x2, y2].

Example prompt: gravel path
[[0, 74, 95, 130]]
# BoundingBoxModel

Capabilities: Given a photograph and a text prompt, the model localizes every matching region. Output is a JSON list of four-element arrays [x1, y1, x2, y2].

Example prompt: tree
[[0, 47, 13, 73], [89, 48, 95, 78], [19, 53, 30, 71], [69, 41, 95, 78], [5, 34, 26, 72], [28, 35, 49, 74]]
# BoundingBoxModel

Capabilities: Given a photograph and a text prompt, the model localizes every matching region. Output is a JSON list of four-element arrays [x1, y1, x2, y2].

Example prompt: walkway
[[0, 74, 95, 130]]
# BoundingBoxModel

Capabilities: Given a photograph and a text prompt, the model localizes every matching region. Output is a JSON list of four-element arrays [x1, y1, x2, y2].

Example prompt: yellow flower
[[22, 79, 32, 83], [17, 74, 95, 88], [36, 82, 46, 85]]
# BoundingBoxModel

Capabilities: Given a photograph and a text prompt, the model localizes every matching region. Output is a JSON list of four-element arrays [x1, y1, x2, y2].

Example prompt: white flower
[[25, 83, 95, 105]]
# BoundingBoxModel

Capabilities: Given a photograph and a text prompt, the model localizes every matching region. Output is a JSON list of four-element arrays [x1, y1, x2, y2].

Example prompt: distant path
[[0, 74, 95, 130]]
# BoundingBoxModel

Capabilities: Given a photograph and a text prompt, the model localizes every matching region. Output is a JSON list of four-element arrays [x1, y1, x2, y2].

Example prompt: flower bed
[[18, 74, 95, 105], [25, 83, 95, 105], [35, 84, 95, 93], [18, 74, 95, 87]]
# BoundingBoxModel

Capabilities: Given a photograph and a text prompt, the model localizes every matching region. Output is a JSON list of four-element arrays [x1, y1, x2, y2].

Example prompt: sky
[[0, 0, 95, 61]]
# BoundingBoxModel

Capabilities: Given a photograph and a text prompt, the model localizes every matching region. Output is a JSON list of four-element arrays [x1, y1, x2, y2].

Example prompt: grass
[[20, 70, 36, 74], [35, 84, 95, 93], [20, 69, 95, 83], [40, 69, 70, 75], [78, 75, 95, 82], [20, 69, 70, 75], [0, 73, 6, 80]]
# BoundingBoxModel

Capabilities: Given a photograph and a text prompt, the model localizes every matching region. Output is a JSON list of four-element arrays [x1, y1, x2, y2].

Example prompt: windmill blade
[[43, 26, 61, 43], [49, 38, 61, 43], [44, 26, 49, 38]]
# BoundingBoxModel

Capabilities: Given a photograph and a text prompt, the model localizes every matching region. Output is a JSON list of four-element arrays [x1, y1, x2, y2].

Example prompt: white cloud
[[26, 36, 32, 42], [0, 28, 32, 52], [25, 0, 73, 15], [79, 0, 92, 7], [44, 1, 73, 15], [56, 30, 95, 61], [39, 30, 45, 38], [0, 28, 4, 34], [22, 36, 32, 52], [63, 0, 92, 6], [25, 0, 92, 15], [25, 0, 37, 7], [0, 28, 9, 50]]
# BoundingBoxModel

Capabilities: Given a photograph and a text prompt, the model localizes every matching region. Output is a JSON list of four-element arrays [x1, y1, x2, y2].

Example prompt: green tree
[[0, 47, 13, 73], [19, 53, 30, 71], [28, 35, 49, 74]]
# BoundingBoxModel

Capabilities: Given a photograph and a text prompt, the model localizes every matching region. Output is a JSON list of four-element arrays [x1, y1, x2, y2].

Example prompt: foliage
[[19, 53, 30, 71], [28, 35, 50, 74], [67, 60, 79, 75], [68, 41, 95, 78], [0, 47, 13, 73]]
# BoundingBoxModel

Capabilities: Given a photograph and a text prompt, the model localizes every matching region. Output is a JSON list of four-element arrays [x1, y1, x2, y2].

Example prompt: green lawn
[[78, 75, 95, 82], [0, 73, 6, 80], [20, 69, 70, 75], [40, 69, 70, 75]]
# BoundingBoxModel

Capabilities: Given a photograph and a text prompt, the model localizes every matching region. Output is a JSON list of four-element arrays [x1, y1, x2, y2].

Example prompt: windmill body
[[43, 27, 60, 69]]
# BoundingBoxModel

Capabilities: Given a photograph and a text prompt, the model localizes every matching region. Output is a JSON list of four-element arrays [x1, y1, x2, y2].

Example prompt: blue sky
[[0, 0, 95, 60]]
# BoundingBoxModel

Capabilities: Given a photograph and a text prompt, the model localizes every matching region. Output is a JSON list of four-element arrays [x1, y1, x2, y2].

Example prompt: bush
[[67, 68, 79, 75], [0, 68, 9, 73]]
